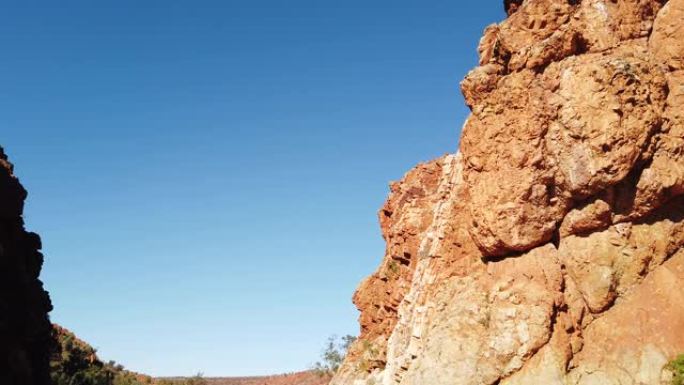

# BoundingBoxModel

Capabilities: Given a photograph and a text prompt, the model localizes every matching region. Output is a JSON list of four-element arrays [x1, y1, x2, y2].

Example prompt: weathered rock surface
[[332, 1, 684, 384], [0, 147, 52, 385]]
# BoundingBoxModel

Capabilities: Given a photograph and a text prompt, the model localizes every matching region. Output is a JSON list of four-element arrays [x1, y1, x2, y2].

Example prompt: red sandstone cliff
[[332, 1, 684, 384], [0, 147, 52, 385]]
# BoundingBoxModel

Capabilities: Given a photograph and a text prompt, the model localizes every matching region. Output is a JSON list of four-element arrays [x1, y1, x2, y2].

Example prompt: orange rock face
[[332, 1, 684, 384]]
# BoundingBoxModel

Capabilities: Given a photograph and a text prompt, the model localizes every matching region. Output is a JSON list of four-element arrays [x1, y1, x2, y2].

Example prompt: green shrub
[[668, 354, 684, 385], [356, 340, 381, 374], [386, 261, 400, 278]]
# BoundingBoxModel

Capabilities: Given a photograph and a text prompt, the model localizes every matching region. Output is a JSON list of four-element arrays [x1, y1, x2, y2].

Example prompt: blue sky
[[1, 1, 503, 377]]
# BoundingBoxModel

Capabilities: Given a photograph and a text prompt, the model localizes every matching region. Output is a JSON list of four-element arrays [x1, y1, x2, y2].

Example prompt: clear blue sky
[[1, 1, 503, 377]]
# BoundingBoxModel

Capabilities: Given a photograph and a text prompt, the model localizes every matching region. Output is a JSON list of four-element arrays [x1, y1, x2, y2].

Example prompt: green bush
[[668, 354, 684, 385]]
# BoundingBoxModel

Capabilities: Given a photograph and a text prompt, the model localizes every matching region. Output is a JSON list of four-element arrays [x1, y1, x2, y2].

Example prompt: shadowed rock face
[[332, 1, 684, 384], [504, 0, 524, 15], [0, 147, 52, 385]]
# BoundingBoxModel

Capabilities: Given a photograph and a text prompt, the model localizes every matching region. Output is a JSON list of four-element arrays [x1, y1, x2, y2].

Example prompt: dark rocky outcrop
[[0, 147, 52, 385]]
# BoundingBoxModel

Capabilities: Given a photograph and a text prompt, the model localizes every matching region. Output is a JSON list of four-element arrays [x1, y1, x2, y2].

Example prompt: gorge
[[3, 1, 684, 384]]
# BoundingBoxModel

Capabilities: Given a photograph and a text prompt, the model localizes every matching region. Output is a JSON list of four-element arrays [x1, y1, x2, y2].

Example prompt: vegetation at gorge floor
[[50, 324, 205, 385], [49, 324, 352, 385]]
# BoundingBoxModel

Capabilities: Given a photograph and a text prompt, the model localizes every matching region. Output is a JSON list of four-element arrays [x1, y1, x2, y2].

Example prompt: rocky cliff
[[0, 147, 52, 385], [331, 0, 684, 384]]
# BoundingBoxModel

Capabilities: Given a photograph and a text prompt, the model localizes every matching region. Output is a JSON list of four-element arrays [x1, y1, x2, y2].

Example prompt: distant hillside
[[50, 324, 153, 385], [51, 324, 330, 385], [195, 372, 330, 385]]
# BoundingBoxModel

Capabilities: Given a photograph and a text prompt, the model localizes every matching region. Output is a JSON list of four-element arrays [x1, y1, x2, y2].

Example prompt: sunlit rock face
[[0, 147, 52, 385], [332, 1, 684, 384]]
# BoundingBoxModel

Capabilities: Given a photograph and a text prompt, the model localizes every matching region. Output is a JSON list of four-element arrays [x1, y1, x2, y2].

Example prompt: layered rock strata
[[0, 147, 52, 385], [332, 0, 684, 384]]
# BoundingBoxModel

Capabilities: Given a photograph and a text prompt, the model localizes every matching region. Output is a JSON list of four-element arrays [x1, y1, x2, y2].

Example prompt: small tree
[[185, 373, 207, 385], [313, 335, 356, 375]]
